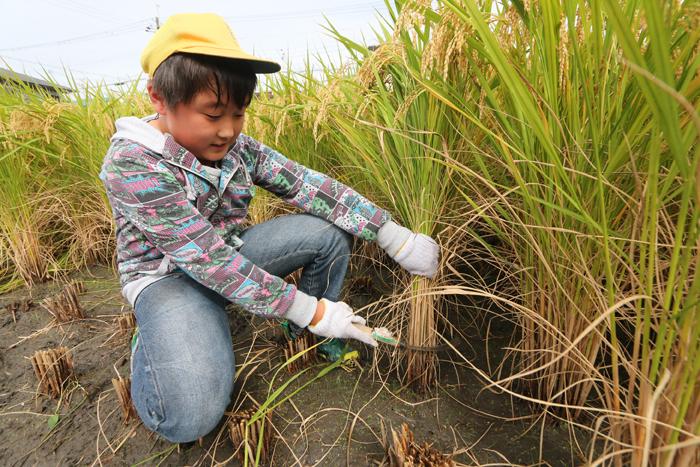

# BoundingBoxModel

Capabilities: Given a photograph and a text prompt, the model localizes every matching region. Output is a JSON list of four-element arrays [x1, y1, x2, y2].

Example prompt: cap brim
[[180, 46, 281, 74]]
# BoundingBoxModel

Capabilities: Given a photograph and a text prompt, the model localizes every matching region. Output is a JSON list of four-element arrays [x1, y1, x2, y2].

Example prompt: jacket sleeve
[[243, 136, 391, 241], [100, 148, 298, 319]]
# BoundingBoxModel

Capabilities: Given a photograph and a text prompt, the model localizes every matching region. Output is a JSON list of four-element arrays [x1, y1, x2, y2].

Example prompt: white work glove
[[376, 221, 439, 278], [308, 299, 378, 347]]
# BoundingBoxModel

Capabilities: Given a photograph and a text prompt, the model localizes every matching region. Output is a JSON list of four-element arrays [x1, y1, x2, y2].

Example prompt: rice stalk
[[383, 421, 455, 466], [115, 311, 136, 341], [283, 333, 316, 373], [30, 346, 75, 399], [227, 407, 273, 465], [405, 277, 438, 389], [111, 375, 136, 423], [41, 280, 84, 323]]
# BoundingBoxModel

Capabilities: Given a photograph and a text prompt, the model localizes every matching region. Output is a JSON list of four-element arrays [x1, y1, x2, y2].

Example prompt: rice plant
[[0, 137, 50, 288], [313, 6, 474, 390], [391, 0, 699, 464], [0, 74, 148, 290], [247, 0, 698, 463]]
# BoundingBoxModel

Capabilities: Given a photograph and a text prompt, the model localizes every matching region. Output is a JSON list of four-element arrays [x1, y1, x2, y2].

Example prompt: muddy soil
[[1, 265, 589, 466]]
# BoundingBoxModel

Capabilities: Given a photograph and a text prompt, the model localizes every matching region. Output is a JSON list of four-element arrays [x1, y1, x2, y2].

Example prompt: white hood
[[111, 115, 166, 154]]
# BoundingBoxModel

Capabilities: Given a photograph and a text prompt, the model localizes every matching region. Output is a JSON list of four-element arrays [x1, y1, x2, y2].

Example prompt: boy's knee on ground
[[132, 363, 234, 443]]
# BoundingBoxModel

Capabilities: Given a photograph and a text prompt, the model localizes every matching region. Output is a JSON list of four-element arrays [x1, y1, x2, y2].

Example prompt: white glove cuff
[[376, 220, 411, 258], [285, 289, 318, 328]]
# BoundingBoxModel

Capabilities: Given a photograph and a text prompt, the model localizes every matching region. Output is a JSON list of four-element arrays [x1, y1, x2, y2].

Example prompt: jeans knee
[[135, 374, 232, 443], [166, 391, 230, 442], [132, 354, 235, 443], [328, 225, 352, 257]]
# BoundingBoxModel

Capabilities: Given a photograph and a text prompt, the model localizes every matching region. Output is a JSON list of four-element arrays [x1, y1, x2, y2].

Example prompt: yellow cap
[[140, 13, 281, 77]]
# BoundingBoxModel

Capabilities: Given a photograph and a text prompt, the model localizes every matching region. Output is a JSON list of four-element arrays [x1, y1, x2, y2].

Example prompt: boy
[[100, 13, 438, 443]]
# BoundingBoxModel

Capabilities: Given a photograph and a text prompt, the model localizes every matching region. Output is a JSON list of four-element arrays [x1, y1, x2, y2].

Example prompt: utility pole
[[146, 3, 160, 32]]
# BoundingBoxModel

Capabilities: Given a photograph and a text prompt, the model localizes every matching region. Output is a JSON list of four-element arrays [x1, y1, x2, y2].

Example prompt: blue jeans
[[130, 214, 352, 443]]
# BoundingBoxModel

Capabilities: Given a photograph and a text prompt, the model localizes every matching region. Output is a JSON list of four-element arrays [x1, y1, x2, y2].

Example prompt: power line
[[0, 19, 150, 52], [62, 0, 127, 23], [39, 0, 123, 23], [1, 54, 123, 81], [225, 2, 385, 23]]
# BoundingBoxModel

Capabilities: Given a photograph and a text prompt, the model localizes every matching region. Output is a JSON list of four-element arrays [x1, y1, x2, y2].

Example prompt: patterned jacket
[[100, 116, 390, 319]]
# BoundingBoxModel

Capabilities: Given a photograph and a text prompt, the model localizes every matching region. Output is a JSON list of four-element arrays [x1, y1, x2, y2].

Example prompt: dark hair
[[151, 53, 257, 108]]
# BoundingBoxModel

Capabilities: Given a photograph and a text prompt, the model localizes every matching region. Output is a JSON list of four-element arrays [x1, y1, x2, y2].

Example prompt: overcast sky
[[1, 0, 390, 88]]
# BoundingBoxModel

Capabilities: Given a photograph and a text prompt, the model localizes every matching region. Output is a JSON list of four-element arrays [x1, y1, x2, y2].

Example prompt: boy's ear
[[146, 81, 168, 115]]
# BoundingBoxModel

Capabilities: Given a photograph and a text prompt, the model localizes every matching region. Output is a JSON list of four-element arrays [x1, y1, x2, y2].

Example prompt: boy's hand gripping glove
[[377, 221, 439, 278], [308, 299, 378, 347]]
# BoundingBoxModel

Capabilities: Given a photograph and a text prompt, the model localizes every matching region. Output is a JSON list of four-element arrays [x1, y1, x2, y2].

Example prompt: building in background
[[0, 67, 73, 99]]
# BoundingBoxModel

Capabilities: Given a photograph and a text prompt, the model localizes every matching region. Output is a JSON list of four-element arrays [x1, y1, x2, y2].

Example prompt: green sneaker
[[131, 326, 139, 353], [280, 320, 305, 340], [317, 338, 352, 362], [129, 326, 139, 375], [280, 320, 353, 362]]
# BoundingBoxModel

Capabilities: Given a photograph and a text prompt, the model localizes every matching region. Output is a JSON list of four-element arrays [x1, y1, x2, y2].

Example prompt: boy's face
[[148, 83, 246, 166]]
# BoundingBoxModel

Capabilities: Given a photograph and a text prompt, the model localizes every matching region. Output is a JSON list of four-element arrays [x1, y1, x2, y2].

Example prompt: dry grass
[[40, 280, 84, 323], [383, 422, 455, 467], [30, 346, 75, 399], [115, 311, 136, 341]]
